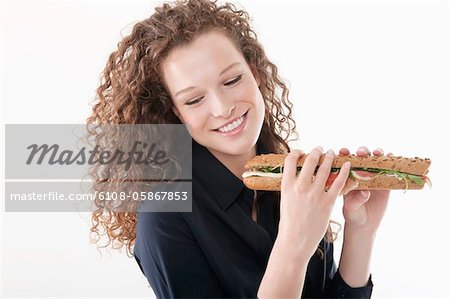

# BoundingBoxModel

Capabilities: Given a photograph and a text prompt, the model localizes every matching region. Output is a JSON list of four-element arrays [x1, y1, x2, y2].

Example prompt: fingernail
[[343, 161, 351, 168], [327, 149, 334, 155], [316, 146, 323, 152], [292, 149, 303, 156]]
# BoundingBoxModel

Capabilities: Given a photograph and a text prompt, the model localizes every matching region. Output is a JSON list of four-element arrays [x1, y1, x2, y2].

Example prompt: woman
[[88, 0, 390, 297]]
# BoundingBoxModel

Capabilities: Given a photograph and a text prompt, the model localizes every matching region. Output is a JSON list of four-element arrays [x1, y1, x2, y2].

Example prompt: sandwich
[[242, 153, 431, 192]]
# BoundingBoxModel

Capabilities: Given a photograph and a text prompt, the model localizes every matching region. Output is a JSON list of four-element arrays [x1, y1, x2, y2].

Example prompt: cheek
[[179, 109, 207, 131], [240, 82, 262, 105], [242, 89, 264, 116]]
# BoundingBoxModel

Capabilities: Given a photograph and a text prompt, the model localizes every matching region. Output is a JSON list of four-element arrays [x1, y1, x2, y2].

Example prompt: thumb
[[344, 190, 371, 213]]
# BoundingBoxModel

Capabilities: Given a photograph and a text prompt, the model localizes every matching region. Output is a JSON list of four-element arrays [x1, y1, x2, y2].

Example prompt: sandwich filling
[[242, 166, 431, 189]]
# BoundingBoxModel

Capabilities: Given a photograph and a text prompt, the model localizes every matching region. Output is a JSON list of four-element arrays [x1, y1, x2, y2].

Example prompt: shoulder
[[135, 211, 192, 241], [134, 211, 196, 260]]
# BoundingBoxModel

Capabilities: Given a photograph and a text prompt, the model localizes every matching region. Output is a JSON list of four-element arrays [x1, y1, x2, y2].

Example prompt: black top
[[133, 139, 373, 298]]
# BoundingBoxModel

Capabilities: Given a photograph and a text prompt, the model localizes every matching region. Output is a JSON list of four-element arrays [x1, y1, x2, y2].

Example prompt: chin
[[215, 144, 253, 156], [209, 134, 258, 156]]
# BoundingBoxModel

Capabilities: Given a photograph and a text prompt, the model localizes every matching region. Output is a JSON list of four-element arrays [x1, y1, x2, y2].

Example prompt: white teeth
[[218, 115, 244, 133]]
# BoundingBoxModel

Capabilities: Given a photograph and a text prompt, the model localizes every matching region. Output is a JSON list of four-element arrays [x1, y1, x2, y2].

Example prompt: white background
[[1, 0, 449, 298]]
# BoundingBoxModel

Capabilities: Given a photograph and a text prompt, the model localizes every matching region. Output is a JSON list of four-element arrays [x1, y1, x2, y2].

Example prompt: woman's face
[[160, 30, 265, 156]]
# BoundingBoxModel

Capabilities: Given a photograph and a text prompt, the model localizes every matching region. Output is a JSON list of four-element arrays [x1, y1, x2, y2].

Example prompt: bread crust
[[245, 154, 431, 176], [243, 175, 425, 191]]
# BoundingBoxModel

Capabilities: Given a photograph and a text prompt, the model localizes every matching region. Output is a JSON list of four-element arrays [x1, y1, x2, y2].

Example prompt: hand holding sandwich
[[277, 146, 351, 260], [339, 146, 390, 233], [337, 146, 390, 288], [258, 146, 350, 299]]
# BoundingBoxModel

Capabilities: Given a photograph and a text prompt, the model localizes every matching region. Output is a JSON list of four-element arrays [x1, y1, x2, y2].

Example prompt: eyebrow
[[174, 62, 242, 99]]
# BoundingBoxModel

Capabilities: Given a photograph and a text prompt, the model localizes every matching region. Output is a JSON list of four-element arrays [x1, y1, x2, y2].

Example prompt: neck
[[208, 145, 257, 180]]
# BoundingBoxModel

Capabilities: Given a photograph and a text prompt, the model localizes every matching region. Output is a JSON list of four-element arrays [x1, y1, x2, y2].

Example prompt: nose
[[210, 92, 235, 118]]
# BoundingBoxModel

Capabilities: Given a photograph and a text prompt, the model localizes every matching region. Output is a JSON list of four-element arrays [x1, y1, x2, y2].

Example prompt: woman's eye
[[186, 97, 203, 106], [224, 75, 242, 86]]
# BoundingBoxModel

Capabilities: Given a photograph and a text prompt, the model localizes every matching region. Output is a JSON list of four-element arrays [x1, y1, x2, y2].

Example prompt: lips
[[213, 110, 248, 131]]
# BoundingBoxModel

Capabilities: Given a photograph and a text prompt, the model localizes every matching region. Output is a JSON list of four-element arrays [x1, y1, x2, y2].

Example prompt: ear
[[249, 64, 261, 87]]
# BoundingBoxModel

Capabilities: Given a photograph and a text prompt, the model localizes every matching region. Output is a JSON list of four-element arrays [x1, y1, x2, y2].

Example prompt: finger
[[387, 152, 394, 157], [373, 147, 384, 156], [344, 190, 371, 214], [356, 146, 370, 157], [281, 149, 304, 188], [339, 178, 359, 196], [313, 149, 335, 190], [339, 147, 350, 156], [297, 146, 323, 183], [327, 161, 351, 196]]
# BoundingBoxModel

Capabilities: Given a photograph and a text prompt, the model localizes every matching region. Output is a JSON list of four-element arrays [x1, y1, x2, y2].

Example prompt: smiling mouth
[[213, 110, 248, 132]]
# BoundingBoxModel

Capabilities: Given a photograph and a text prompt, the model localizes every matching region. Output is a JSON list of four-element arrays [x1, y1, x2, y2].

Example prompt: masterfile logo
[[25, 141, 170, 171], [4, 124, 193, 212]]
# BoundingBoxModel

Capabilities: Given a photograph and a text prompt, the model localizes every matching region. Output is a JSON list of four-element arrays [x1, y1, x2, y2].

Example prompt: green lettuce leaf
[[257, 166, 424, 188], [406, 174, 423, 185]]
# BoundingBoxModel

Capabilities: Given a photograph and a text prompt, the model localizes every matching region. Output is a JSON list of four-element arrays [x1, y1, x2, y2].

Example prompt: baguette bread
[[245, 154, 431, 176], [243, 174, 425, 191], [243, 153, 431, 191]]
